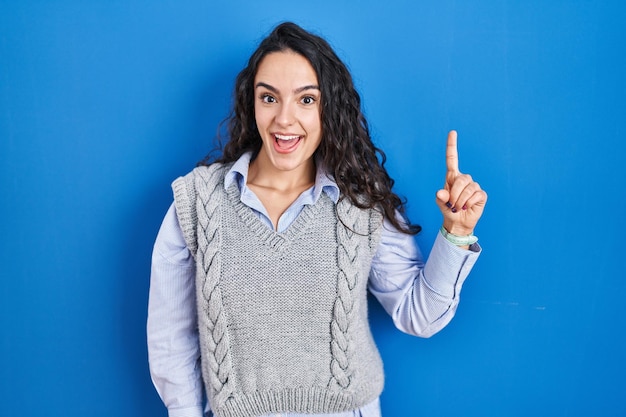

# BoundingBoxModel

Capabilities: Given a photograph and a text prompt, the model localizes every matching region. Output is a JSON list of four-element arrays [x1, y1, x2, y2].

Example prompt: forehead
[[254, 51, 318, 85]]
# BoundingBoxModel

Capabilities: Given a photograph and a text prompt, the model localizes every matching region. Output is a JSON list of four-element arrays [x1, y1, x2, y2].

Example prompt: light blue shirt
[[148, 152, 481, 417]]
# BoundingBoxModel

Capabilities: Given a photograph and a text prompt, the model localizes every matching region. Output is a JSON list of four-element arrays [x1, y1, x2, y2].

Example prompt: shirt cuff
[[423, 231, 481, 297], [168, 405, 205, 417]]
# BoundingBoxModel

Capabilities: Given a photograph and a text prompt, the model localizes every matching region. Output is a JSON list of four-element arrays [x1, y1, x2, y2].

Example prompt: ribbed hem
[[168, 404, 204, 417], [214, 386, 381, 417]]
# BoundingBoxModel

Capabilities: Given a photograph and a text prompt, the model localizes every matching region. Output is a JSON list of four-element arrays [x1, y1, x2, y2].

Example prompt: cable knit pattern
[[172, 163, 385, 417], [173, 164, 235, 407], [330, 200, 383, 390]]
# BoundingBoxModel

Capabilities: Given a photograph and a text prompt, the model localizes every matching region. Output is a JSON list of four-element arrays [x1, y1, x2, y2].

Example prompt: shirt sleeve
[[147, 203, 205, 417], [368, 217, 481, 338]]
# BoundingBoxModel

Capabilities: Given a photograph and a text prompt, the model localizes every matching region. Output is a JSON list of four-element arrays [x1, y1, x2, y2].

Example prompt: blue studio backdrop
[[1, 1, 625, 416]]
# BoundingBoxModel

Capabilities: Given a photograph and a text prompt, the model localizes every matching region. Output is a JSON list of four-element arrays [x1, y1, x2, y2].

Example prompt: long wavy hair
[[200, 22, 420, 235]]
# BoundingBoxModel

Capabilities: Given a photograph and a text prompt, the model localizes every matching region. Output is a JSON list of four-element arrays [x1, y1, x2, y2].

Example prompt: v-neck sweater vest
[[172, 163, 384, 417]]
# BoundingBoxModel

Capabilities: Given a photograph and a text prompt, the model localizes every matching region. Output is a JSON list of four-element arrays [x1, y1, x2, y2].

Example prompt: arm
[[368, 218, 480, 338], [147, 204, 205, 417], [369, 130, 486, 337]]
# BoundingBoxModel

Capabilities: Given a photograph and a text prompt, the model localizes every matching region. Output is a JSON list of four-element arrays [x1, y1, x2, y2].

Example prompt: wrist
[[442, 220, 474, 236]]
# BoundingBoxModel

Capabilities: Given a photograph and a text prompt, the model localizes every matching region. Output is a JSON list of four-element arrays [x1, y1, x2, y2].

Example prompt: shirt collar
[[224, 151, 340, 204]]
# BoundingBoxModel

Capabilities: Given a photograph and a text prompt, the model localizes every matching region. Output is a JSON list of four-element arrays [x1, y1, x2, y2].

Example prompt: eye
[[260, 94, 276, 104], [301, 95, 316, 105]]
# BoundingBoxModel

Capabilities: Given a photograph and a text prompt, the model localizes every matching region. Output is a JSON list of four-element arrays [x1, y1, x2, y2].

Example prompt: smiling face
[[253, 50, 322, 177]]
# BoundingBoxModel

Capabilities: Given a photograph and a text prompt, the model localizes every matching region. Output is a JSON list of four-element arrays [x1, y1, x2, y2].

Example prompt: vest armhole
[[172, 172, 199, 258], [368, 208, 384, 253]]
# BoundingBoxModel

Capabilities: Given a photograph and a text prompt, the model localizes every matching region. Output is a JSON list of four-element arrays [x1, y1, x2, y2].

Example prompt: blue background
[[1, 1, 625, 416]]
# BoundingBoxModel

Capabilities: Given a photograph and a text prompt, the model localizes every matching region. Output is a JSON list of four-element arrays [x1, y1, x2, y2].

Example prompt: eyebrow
[[255, 82, 320, 94]]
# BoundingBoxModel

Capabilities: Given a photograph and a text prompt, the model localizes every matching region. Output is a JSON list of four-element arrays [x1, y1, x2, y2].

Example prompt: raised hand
[[435, 130, 487, 236]]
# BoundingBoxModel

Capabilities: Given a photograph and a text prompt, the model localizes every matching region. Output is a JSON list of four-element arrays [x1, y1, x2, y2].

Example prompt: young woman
[[148, 22, 487, 417]]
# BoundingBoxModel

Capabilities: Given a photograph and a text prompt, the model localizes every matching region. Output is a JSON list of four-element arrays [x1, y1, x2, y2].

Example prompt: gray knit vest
[[172, 163, 385, 417]]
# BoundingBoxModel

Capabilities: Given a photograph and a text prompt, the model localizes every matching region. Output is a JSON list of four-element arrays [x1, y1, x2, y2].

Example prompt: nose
[[275, 101, 295, 127]]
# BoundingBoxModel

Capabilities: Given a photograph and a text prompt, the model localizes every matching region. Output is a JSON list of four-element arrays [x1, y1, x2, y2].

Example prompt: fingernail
[[446, 202, 452, 208], [462, 205, 467, 210], [451, 207, 457, 213]]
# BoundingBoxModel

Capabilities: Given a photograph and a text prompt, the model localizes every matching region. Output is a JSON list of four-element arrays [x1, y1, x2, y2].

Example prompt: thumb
[[435, 189, 450, 210]]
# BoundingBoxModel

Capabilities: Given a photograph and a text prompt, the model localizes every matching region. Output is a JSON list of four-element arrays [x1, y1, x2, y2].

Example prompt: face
[[253, 50, 322, 176]]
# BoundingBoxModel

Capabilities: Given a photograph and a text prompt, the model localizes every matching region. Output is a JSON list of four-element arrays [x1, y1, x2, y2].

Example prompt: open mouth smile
[[274, 133, 303, 153]]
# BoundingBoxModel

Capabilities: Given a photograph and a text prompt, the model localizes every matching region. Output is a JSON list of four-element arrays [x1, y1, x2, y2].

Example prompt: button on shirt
[[148, 152, 481, 417]]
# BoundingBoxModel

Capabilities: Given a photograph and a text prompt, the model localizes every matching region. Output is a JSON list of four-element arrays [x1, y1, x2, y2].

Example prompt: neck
[[248, 155, 316, 192]]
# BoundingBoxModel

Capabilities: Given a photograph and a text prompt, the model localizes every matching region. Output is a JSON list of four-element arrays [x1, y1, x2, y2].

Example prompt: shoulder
[[171, 163, 232, 216], [336, 197, 383, 225], [336, 197, 384, 250], [172, 163, 233, 197], [170, 162, 230, 257]]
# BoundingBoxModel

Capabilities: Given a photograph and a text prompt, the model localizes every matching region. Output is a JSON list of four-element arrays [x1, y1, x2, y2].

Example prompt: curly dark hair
[[200, 22, 420, 235]]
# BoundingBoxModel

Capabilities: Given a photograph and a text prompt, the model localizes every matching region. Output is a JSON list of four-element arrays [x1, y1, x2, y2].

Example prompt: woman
[[148, 22, 487, 417]]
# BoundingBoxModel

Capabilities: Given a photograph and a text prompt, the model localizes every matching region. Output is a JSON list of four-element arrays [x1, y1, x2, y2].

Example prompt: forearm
[[369, 227, 480, 337]]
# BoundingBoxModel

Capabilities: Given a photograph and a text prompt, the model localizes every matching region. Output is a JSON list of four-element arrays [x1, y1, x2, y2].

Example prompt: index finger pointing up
[[446, 130, 459, 173]]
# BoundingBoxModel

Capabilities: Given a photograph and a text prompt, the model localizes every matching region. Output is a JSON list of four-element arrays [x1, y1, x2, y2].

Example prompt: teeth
[[275, 134, 300, 141]]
